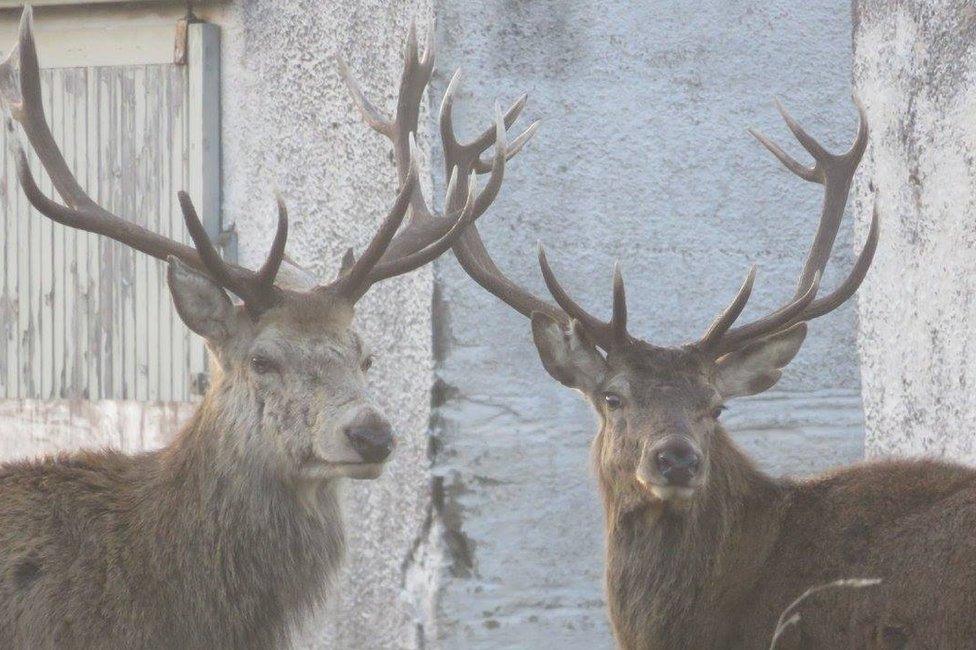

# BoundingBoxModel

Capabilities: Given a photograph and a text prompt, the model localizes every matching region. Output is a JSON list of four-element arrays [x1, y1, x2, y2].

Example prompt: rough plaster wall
[[209, 1, 435, 647], [852, 2, 976, 463], [428, 1, 863, 647]]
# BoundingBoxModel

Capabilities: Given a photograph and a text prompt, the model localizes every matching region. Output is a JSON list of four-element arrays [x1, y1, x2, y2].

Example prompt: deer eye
[[709, 405, 727, 419], [361, 354, 374, 373], [250, 355, 278, 375], [602, 392, 623, 410]]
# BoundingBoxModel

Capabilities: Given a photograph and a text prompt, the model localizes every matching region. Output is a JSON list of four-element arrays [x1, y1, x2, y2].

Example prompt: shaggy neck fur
[[599, 425, 789, 650], [127, 378, 345, 649]]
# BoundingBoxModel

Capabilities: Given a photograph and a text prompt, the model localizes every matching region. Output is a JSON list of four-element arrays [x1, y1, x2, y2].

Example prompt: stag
[[0, 9, 536, 649], [453, 99, 976, 648]]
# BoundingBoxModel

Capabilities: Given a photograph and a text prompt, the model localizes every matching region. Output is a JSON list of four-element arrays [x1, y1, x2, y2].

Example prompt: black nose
[[344, 417, 395, 464], [655, 442, 701, 487]]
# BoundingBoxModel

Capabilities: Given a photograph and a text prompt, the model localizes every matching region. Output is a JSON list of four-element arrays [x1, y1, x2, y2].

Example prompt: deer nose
[[655, 442, 701, 487], [344, 416, 395, 464]]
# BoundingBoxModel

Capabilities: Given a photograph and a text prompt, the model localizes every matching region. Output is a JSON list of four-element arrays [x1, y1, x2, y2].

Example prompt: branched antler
[[452, 97, 875, 358], [698, 100, 876, 356], [2, 10, 525, 314], [0, 7, 287, 317], [334, 21, 539, 300]]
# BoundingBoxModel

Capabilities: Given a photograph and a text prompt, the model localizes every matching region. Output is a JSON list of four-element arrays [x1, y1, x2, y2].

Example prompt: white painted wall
[[426, 1, 863, 647], [853, 2, 976, 464]]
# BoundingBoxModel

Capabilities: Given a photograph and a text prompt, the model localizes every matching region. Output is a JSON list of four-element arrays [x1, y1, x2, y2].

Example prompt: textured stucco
[[427, 1, 863, 647], [852, 2, 976, 464], [208, 2, 437, 647]]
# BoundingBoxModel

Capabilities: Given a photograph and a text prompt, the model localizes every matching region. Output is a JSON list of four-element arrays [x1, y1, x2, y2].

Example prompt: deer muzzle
[[636, 436, 703, 501]]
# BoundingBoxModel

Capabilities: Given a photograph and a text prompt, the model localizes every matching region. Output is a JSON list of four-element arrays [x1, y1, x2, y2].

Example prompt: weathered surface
[[852, 2, 976, 464], [0, 64, 204, 401], [427, 0, 862, 646], [0, 399, 191, 456]]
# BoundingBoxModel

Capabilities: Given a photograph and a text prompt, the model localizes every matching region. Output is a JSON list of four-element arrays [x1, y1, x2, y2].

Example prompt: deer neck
[[600, 426, 788, 649], [130, 381, 345, 646]]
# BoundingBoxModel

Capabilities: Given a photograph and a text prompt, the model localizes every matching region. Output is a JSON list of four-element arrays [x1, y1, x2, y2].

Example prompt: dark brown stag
[[454, 99, 976, 648], [0, 9, 536, 649]]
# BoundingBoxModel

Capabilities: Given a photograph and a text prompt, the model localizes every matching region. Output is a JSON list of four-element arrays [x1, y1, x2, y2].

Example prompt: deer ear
[[166, 257, 239, 341], [713, 323, 807, 399], [531, 312, 607, 392]]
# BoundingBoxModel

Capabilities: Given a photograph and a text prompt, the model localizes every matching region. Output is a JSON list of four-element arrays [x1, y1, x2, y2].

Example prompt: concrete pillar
[[852, 2, 976, 463]]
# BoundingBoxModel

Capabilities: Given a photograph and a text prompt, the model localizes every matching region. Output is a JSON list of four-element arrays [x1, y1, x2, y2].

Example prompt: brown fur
[[537, 335, 976, 649]]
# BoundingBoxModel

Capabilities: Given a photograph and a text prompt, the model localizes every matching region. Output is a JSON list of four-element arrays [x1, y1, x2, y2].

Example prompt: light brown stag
[[0, 8, 535, 649], [453, 99, 976, 648]]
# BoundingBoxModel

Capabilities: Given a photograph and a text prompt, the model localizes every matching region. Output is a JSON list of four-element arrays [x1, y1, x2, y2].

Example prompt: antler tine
[[774, 99, 831, 162], [177, 192, 252, 300], [336, 147, 419, 300], [611, 262, 629, 344], [707, 272, 821, 356], [538, 246, 617, 349], [465, 93, 541, 173], [747, 128, 819, 183], [468, 103, 509, 218], [473, 119, 541, 174], [2, 7, 87, 208], [254, 194, 289, 288], [801, 201, 879, 320], [698, 265, 757, 350], [335, 57, 392, 137]]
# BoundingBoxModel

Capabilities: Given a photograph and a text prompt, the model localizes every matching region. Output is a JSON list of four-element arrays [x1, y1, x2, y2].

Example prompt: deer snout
[[653, 440, 701, 488], [343, 413, 395, 464]]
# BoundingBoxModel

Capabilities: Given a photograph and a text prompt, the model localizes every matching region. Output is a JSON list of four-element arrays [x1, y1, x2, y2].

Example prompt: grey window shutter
[[0, 23, 221, 402]]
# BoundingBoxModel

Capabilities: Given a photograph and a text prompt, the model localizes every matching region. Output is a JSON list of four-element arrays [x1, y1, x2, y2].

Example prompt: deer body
[[0, 403, 344, 649], [602, 423, 976, 649], [0, 7, 536, 647], [447, 80, 970, 645]]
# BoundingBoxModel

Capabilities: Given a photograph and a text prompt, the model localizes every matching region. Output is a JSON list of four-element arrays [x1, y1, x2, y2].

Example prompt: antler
[[697, 99, 876, 357], [451, 223, 629, 350], [334, 21, 539, 301], [453, 98, 874, 357], [1, 7, 288, 317], [2, 10, 511, 314]]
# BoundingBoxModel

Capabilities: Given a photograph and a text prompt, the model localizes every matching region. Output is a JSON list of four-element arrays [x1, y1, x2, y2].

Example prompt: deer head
[[454, 99, 874, 509], [0, 8, 537, 483]]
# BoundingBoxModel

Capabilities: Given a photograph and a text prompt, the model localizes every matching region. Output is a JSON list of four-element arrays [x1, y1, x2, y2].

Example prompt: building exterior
[[0, 1, 968, 648]]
